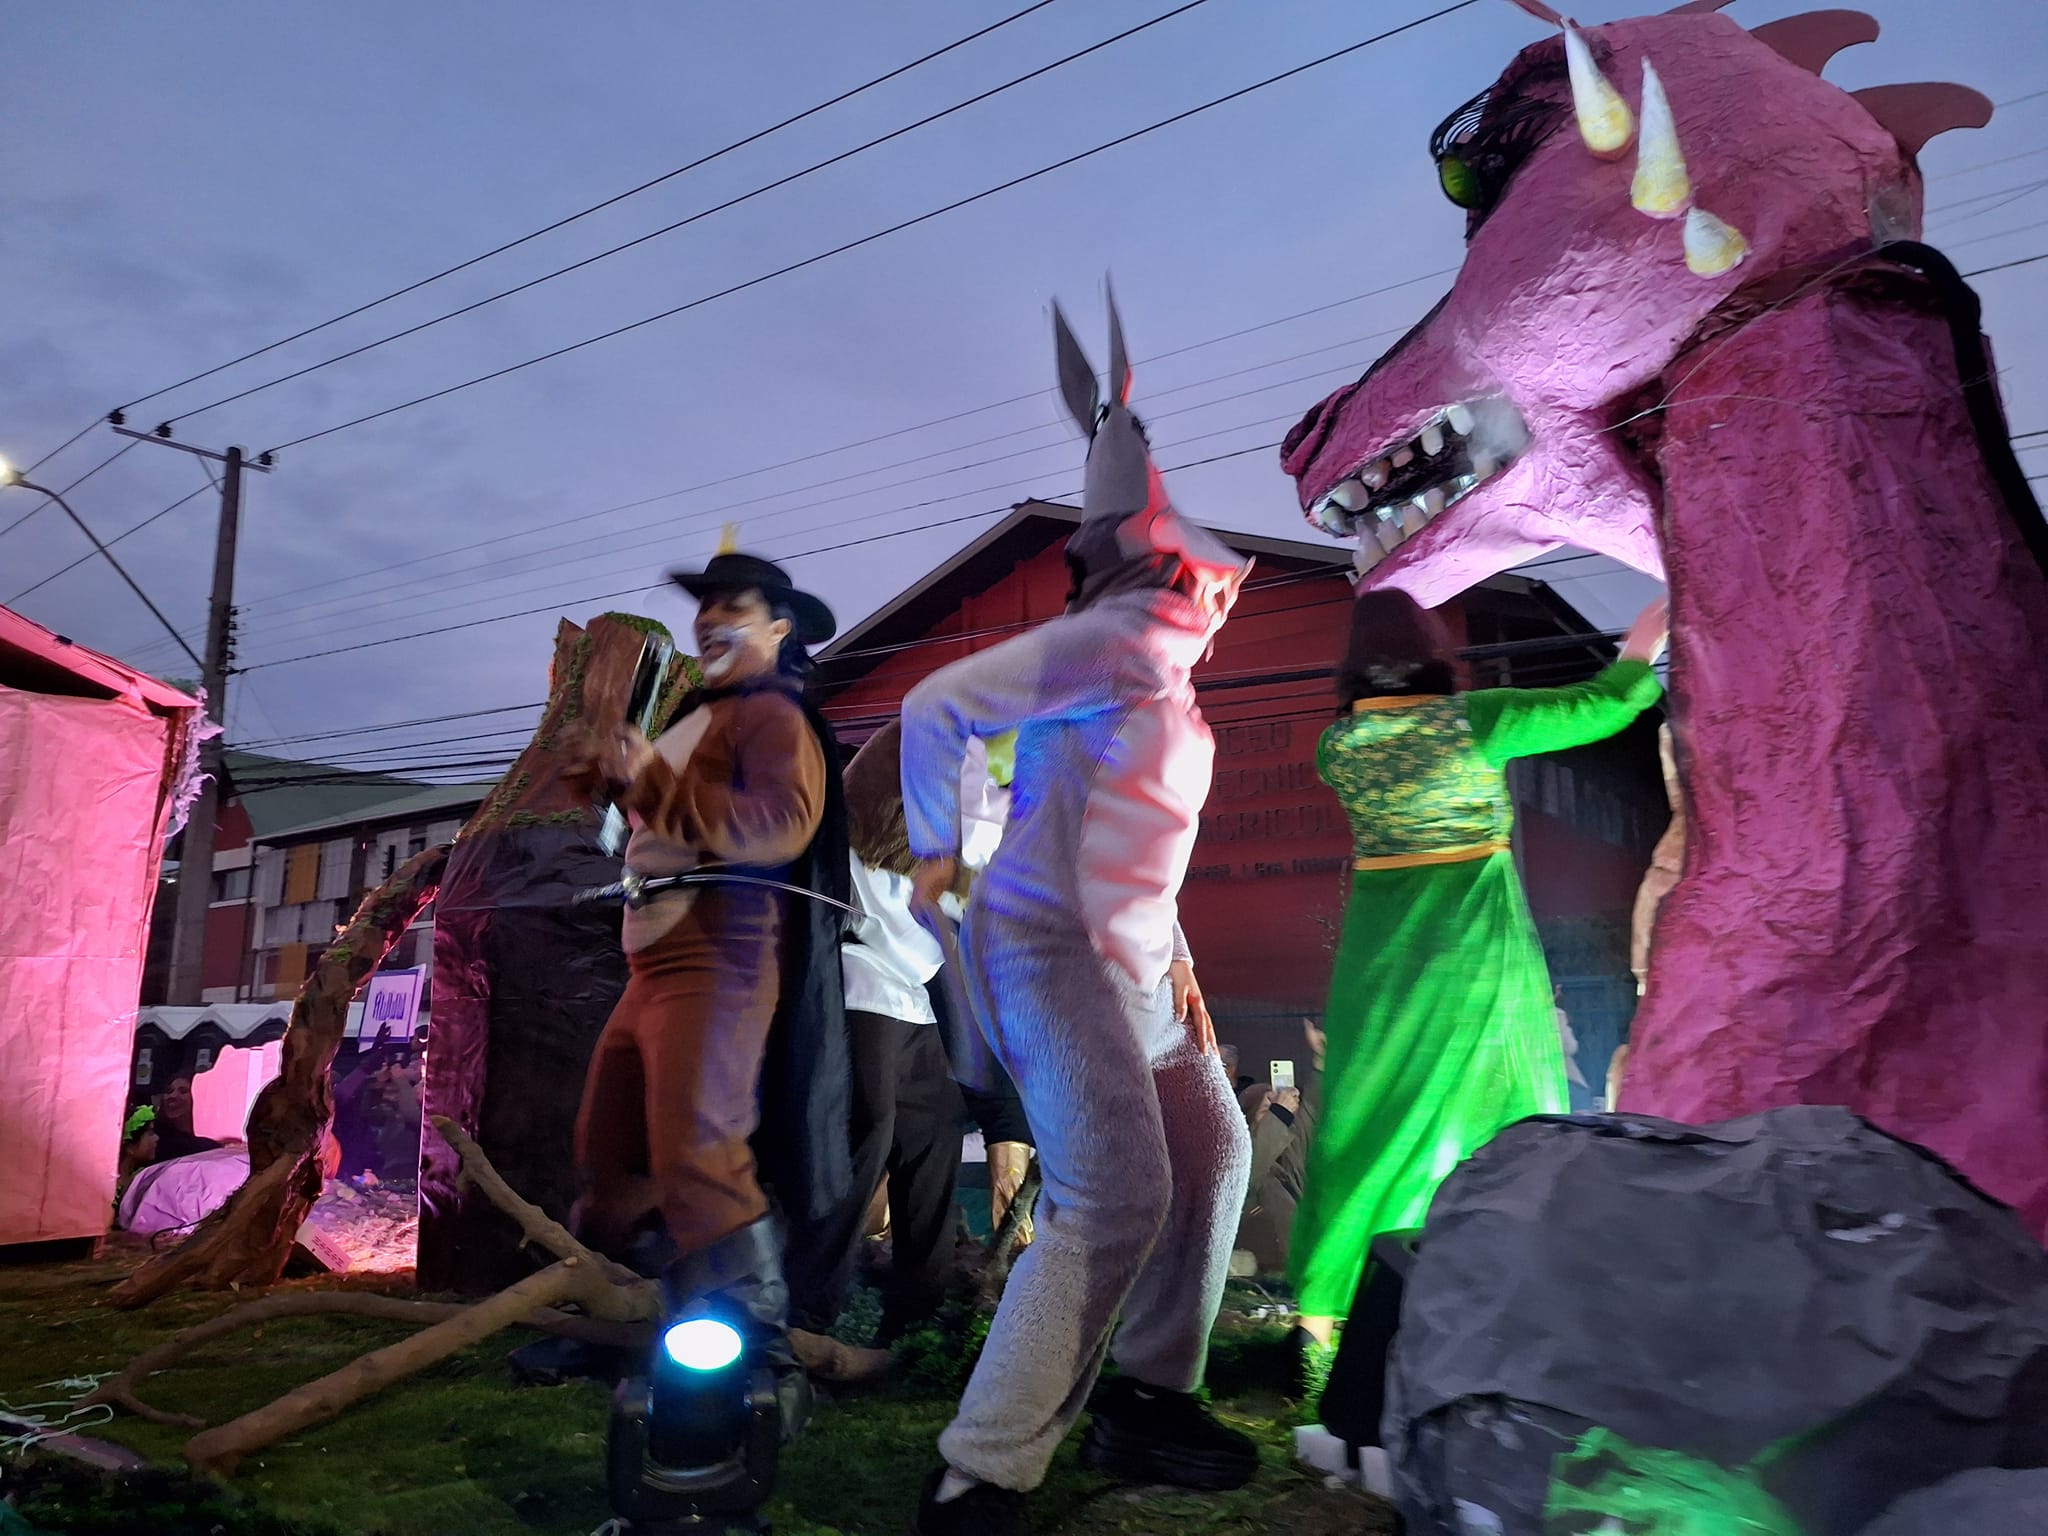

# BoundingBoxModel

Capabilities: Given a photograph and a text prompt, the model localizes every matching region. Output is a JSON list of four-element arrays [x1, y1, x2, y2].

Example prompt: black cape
[[686, 676, 852, 1228]]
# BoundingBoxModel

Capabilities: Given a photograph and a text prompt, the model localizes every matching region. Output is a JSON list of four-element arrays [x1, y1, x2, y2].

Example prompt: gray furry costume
[[900, 293, 1255, 1496]]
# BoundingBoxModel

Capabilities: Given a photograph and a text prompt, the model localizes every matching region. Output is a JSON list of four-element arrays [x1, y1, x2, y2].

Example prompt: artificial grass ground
[[0, 1249, 1394, 1536]]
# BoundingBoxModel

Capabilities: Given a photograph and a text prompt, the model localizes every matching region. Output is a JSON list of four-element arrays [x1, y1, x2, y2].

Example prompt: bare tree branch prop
[[81, 1290, 645, 1429], [112, 845, 452, 1307]]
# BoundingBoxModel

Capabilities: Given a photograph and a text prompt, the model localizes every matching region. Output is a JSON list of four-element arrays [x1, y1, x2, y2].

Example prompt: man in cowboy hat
[[566, 546, 853, 1431], [899, 293, 1258, 1534]]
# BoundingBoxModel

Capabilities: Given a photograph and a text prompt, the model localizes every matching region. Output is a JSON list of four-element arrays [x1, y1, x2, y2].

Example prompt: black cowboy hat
[[667, 551, 836, 646]]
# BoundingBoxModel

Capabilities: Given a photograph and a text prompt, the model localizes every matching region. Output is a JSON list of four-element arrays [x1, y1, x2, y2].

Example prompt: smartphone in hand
[[1270, 1059, 1295, 1092]]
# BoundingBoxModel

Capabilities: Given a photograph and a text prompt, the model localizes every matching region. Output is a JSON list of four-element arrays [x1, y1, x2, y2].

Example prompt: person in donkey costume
[[557, 545, 853, 1433], [899, 290, 1257, 1535]]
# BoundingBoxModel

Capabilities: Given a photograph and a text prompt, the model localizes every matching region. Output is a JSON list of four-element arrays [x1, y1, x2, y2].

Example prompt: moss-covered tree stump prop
[[419, 613, 700, 1293], [111, 847, 451, 1309]]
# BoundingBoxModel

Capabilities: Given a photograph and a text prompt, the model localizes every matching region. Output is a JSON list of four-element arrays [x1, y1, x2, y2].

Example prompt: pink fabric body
[[1621, 284, 2048, 1233], [0, 687, 171, 1244]]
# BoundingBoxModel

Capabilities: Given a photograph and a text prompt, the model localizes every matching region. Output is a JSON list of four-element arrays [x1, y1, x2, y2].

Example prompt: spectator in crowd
[[149, 1075, 223, 1164]]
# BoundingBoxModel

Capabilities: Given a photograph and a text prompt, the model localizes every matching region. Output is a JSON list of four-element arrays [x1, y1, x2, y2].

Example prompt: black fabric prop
[[420, 824, 628, 1293], [1384, 1105, 2048, 1536]]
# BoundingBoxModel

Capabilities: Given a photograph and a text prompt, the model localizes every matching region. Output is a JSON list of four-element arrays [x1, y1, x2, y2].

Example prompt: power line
[[7, 476, 213, 604], [16, 419, 102, 478], [234, 436, 1290, 672], [214, 408, 1300, 667], [1965, 249, 2048, 277], [259, 1, 1483, 455], [219, 342, 1401, 653], [233, 700, 548, 751], [224, 267, 1454, 623], [121, 276, 1447, 660], [115, 0, 1067, 418], [168, 0, 1220, 428], [219, 545, 1613, 754]]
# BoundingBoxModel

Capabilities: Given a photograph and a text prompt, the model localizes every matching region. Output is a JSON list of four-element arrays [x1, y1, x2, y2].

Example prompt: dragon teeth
[[1390, 446, 1414, 469], [1400, 500, 1429, 535], [1329, 479, 1369, 511], [1361, 459, 1390, 490], [1423, 486, 1447, 518], [1445, 402, 1476, 435], [1419, 423, 1445, 457]]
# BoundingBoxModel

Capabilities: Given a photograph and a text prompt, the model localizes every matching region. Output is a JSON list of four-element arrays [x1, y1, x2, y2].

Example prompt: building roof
[[0, 604, 201, 716], [219, 750, 436, 840], [261, 779, 494, 843], [815, 499, 1358, 692], [813, 498, 1585, 693]]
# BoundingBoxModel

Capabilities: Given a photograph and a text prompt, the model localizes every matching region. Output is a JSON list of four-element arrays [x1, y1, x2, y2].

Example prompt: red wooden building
[[813, 502, 1668, 1092]]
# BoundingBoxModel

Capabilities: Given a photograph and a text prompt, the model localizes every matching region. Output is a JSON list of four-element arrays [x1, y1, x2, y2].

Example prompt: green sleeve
[[1465, 660, 1663, 766]]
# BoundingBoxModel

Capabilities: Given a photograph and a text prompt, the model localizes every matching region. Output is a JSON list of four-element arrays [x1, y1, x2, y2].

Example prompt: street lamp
[[0, 456, 204, 673]]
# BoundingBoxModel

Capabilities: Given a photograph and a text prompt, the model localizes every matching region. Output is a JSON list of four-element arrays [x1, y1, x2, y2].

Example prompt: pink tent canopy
[[0, 605, 200, 1248]]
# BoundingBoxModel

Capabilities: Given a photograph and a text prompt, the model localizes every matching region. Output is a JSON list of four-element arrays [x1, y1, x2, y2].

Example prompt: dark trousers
[[787, 1011, 965, 1338]]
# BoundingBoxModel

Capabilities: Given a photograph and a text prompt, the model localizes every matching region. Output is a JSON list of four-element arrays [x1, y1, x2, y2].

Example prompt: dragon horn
[[1684, 206, 1750, 275], [1566, 28, 1635, 157], [1631, 58, 1693, 218]]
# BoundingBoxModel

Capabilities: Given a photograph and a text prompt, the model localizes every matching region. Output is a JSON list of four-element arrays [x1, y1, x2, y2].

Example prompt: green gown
[[1288, 660, 1663, 1319]]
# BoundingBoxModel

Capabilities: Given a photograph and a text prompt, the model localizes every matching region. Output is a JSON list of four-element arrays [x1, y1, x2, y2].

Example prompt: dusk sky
[[4, 0, 2043, 778]]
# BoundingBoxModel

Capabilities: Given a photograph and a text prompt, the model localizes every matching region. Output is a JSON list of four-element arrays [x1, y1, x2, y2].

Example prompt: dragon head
[[1279, 1, 1990, 602]]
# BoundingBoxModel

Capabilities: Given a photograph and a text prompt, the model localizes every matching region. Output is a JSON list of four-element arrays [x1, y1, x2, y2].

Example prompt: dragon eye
[[1437, 155, 1483, 209]]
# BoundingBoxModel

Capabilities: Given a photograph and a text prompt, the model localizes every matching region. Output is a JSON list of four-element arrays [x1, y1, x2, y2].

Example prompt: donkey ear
[[1052, 301, 1101, 435], [1105, 278, 1133, 405]]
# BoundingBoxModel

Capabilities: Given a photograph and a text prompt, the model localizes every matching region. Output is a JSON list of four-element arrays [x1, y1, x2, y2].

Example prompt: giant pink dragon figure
[[1280, 1, 2048, 1232]]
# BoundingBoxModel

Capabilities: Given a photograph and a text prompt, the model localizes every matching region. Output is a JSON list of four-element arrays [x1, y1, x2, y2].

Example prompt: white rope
[[0, 1372, 117, 1454]]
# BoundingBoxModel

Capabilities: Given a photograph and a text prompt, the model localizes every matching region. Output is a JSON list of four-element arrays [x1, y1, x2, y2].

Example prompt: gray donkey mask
[[1054, 286, 1250, 617]]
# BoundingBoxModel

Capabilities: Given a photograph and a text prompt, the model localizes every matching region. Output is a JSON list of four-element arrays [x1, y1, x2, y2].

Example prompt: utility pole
[[113, 421, 273, 1006]]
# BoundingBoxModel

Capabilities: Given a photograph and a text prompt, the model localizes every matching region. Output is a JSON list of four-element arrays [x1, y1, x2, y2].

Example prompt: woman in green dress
[[1291, 591, 1668, 1346]]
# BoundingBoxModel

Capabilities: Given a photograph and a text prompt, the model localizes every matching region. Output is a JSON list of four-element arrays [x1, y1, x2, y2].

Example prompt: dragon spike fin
[[1684, 206, 1750, 275], [1104, 277, 1132, 406], [1666, 0, 1736, 12], [1052, 300, 1101, 436], [1631, 58, 1693, 219], [1851, 83, 1994, 157], [716, 523, 740, 556], [1566, 27, 1635, 157], [1749, 10, 1880, 76], [1500, 0, 1566, 25]]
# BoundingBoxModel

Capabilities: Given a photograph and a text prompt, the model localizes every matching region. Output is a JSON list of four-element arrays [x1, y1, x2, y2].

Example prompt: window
[[317, 838, 353, 902], [382, 845, 398, 881], [253, 847, 286, 907], [284, 844, 320, 905], [193, 1044, 216, 1073], [212, 867, 252, 903], [406, 834, 427, 858], [135, 1045, 154, 1087]]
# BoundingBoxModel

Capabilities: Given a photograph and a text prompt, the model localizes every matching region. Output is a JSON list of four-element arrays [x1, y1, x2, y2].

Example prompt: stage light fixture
[[606, 1306, 781, 1534]]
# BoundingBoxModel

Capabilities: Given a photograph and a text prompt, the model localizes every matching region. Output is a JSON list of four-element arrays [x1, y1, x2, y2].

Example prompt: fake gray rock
[[1383, 1106, 2048, 1536], [1861, 1469, 2048, 1533]]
